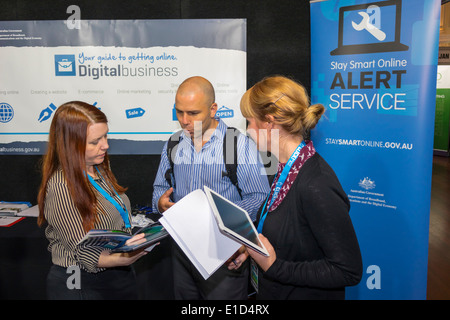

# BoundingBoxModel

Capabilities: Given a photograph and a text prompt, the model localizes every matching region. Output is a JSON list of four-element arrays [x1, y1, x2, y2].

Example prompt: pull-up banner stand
[[310, 0, 440, 299]]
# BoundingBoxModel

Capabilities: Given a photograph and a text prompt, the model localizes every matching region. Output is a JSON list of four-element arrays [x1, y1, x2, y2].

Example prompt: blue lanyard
[[257, 141, 306, 233], [86, 167, 131, 228]]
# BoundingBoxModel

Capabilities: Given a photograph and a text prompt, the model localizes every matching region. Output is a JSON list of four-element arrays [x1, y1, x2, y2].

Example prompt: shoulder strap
[[165, 130, 182, 189], [164, 127, 242, 199], [223, 127, 242, 198]]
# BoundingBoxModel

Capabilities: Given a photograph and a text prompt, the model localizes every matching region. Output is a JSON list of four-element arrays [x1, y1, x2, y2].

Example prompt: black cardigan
[[255, 153, 363, 300]]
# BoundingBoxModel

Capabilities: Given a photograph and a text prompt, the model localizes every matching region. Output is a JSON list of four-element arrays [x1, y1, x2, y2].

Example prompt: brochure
[[0, 201, 31, 217], [159, 189, 242, 280], [78, 222, 169, 253]]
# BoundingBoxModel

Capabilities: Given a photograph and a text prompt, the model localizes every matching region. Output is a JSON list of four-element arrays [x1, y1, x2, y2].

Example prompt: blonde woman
[[239, 76, 362, 299]]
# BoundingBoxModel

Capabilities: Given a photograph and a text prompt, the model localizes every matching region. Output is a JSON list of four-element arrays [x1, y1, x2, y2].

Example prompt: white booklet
[[159, 187, 268, 280]]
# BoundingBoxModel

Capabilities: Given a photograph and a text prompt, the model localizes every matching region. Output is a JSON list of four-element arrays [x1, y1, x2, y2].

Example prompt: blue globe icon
[[0, 103, 14, 123]]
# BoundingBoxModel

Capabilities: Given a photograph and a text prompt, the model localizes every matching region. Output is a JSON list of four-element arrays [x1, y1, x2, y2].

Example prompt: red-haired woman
[[38, 101, 146, 300]]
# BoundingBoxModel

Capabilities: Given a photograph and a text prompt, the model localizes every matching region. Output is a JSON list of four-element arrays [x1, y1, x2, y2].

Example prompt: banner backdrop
[[0, 19, 246, 155], [310, 0, 440, 299], [435, 65, 450, 155]]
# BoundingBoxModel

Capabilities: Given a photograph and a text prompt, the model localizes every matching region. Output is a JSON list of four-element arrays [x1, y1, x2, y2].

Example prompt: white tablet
[[204, 186, 269, 256]]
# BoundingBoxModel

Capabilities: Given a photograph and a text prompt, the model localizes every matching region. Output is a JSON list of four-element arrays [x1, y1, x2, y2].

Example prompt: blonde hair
[[240, 75, 325, 139]]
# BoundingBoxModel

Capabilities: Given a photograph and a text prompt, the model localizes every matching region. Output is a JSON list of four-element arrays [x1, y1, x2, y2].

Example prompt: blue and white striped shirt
[[152, 119, 270, 220]]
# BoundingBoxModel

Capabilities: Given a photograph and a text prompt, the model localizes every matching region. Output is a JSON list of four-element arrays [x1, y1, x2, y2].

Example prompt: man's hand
[[157, 187, 175, 213], [227, 246, 249, 270]]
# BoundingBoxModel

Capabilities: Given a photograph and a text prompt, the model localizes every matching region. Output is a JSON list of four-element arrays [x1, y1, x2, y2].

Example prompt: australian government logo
[[359, 177, 376, 190], [348, 177, 397, 210]]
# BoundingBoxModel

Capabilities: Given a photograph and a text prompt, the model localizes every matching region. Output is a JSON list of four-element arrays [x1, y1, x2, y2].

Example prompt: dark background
[[1, 0, 448, 301], [0, 0, 311, 207], [0, 0, 312, 299]]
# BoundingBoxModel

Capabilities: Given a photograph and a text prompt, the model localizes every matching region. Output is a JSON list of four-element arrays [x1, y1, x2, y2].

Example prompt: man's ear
[[210, 102, 218, 118]]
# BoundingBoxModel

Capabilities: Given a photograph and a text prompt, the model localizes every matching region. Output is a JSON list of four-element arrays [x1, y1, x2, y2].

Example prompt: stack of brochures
[[78, 222, 169, 253], [0, 201, 31, 216], [0, 201, 31, 227]]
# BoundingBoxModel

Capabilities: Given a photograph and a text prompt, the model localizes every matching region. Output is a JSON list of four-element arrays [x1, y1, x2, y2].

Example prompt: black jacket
[[255, 153, 362, 300]]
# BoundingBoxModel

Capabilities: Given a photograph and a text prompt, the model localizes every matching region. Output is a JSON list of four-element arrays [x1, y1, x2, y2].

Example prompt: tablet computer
[[204, 186, 269, 256]]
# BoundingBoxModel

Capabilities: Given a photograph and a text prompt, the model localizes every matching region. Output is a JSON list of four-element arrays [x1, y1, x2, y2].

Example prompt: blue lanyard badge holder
[[252, 141, 305, 293]]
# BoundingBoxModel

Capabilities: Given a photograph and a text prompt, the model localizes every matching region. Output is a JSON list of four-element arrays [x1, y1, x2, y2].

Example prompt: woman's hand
[[124, 232, 147, 247], [97, 233, 148, 268], [227, 246, 249, 270], [247, 234, 277, 272]]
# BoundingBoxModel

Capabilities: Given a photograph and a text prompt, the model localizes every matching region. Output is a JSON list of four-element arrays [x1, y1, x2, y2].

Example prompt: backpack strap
[[164, 130, 182, 190], [222, 127, 242, 198], [164, 127, 242, 199]]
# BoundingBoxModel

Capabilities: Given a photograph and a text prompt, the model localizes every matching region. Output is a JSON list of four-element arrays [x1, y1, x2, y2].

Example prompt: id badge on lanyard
[[250, 258, 259, 293], [252, 141, 306, 293]]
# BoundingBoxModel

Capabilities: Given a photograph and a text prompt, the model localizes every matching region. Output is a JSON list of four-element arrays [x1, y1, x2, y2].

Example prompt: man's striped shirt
[[152, 119, 270, 220]]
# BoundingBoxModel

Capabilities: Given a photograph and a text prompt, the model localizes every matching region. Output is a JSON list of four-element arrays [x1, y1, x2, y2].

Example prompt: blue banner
[[310, 0, 440, 299]]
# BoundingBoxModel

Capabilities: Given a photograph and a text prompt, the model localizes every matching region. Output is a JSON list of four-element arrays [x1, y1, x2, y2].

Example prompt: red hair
[[37, 101, 126, 232]]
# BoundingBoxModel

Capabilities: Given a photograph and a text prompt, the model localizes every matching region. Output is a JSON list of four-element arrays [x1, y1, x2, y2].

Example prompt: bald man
[[152, 76, 270, 300], [174, 76, 217, 150]]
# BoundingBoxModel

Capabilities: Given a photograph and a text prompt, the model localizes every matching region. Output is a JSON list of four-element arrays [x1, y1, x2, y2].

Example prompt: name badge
[[250, 258, 259, 293]]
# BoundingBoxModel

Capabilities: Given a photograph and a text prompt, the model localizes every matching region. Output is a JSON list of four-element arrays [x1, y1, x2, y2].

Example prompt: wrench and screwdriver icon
[[352, 11, 386, 41]]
